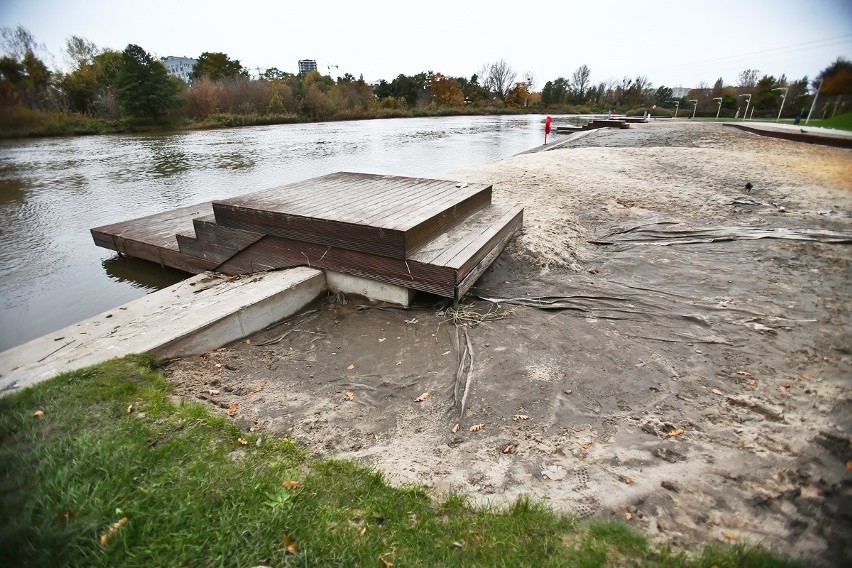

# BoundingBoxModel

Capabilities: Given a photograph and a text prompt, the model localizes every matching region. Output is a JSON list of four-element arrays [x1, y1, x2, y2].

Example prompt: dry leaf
[[99, 517, 128, 546], [379, 554, 393, 568], [281, 533, 290, 545], [801, 373, 813, 381], [721, 530, 737, 541], [502, 444, 516, 454], [512, 414, 529, 421], [580, 442, 591, 450], [667, 428, 685, 438], [414, 392, 430, 402], [287, 544, 297, 554], [227, 403, 238, 416], [622, 476, 633, 485], [250, 383, 265, 395], [281, 480, 303, 490], [245, 339, 251, 344], [747, 379, 758, 386], [469, 423, 484, 432], [625, 512, 633, 521], [396, 361, 402, 366], [778, 384, 790, 393], [345, 391, 354, 401], [33, 410, 44, 418], [711, 388, 723, 395], [237, 437, 248, 445], [360, 526, 367, 536], [57, 510, 75, 524], [451, 423, 460, 433], [563, 389, 573, 395], [347, 364, 354, 370], [208, 389, 220, 395]]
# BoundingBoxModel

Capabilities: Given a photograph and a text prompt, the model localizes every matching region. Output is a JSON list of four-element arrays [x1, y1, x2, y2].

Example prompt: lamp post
[[672, 100, 680, 118], [806, 79, 822, 125], [713, 97, 723, 119], [773, 87, 788, 122], [738, 93, 751, 121], [689, 99, 698, 118]]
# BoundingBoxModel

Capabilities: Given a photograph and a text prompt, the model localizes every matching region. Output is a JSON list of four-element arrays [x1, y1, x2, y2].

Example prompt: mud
[[165, 122, 852, 566]]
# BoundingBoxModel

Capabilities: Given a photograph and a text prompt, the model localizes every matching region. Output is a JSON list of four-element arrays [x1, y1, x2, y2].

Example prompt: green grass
[[0, 356, 802, 567]]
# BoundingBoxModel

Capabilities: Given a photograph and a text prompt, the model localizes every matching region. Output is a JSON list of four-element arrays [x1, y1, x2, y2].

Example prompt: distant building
[[298, 59, 318, 74], [670, 87, 691, 99], [162, 56, 197, 83]]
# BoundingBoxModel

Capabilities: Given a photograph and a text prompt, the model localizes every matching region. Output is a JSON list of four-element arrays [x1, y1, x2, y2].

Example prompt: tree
[[0, 25, 54, 109], [481, 59, 516, 100], [430, 73, 464, 106], [505, 82, 530, 108], [260, 67, 292, 82], [737, 69, 760, 88], [570, 64, 591, 103], [654, 85, 673, 105], [116, 44, 183, 120], [541, 77, 569, 106], [191, 52, 248, 81], [815, 57, 852, 96]]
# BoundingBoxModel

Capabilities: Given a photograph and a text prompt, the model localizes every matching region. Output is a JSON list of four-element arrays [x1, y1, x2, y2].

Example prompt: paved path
[[723, 121, 852, 148]]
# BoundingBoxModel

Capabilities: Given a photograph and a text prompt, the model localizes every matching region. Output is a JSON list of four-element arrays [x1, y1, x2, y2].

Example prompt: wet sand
[[166, 122, 852, 566]]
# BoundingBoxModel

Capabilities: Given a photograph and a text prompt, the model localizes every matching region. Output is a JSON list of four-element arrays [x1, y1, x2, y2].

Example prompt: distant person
[[794, 113, 802, 125]]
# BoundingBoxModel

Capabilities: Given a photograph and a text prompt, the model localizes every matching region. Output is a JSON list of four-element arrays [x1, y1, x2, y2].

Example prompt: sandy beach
[[166, 121, 852, 566]]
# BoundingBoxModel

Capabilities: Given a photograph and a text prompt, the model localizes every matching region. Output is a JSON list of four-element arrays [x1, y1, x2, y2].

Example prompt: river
[[0, 114, 557, 350]]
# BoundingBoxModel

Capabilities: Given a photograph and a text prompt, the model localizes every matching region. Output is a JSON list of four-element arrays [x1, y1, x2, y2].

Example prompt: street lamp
[[738, 93, 751, 121], [689, 99, 698, 118], [806, 79, 823, 125], [773, 87, 788, 122], [671, 100, 680, 118], [713, 97, 723, 119]]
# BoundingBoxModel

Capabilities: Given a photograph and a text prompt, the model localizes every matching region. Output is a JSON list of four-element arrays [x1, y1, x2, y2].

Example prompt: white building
[[162, 56, 198, 83], [670, 86, 692, 99], [298, 59, 318, 74]]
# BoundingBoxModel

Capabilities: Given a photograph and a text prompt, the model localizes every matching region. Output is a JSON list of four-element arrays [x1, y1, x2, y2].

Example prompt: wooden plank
[[91, 202, 212, 250], [455, 221, 521, 300], [437, 206, 523, 269]]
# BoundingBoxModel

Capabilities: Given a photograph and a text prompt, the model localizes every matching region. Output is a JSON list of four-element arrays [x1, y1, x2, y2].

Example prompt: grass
[[0, 356, 803, 567]]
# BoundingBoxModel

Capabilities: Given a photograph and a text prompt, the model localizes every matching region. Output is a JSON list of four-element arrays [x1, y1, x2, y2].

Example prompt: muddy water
[[0, 115, 553, 350]]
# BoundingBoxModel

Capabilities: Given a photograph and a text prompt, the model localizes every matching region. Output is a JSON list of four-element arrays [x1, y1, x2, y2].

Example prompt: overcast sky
[[2, 0, 850, 89]]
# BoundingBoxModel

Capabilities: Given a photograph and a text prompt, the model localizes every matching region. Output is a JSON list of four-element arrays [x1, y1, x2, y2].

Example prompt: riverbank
[[164, 121, 852, 565]]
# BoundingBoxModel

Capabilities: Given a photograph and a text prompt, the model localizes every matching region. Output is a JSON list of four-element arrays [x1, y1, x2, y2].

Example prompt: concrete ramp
[[0, 267, 325, 394]]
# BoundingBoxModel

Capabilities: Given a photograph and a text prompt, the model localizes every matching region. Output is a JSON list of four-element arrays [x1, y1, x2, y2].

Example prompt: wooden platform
[[91, 172, 523, 301]]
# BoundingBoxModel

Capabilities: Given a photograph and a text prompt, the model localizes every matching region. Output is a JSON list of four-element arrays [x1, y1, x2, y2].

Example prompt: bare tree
[[481, 59, 517, 100], [737, 69, 760, 88], [570, 64, 591, 101]]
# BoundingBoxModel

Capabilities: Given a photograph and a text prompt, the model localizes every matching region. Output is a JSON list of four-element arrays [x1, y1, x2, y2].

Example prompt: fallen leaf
[[360, 526, 367, 536], [512, 414, 529, 421], [250, 383, 265, 395], [281, 533, 290, 545], [208, 389, 220, 395], [245, 339, 251, 344], [281, 480, 302, 490], [452, 541, 464, 548], [563, 389, 573, 395], [287, 544, 297, 554], [126, 404, 134, 414], [379, 554, 393, 568], [33, 410, 44, 418], [580, 442, 591, 450], [99, 517, 128, 546], [414, 392, 430, 402], [666, 428, 685, 438], [347, 364, 354, 370], [227, 403, 238, 416], [396, 361, 402, 366], [778, 384, 790, 393], [711, 388, 723, 396], [625, 512, 633, 521], [451, 423, 460, 433], [502, 444, 516, 454], [345, 391, 354, 401], [237, 437, 248, 445], [721, 530, 737, 541], [747, 379, 758, 386], [622, 476, 633, 485], [469, 423, 483, 432], [57, 510, 75, 524]]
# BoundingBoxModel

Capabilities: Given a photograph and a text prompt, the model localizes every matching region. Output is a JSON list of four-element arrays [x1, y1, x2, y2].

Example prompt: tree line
[[1, 25, 850, 136]]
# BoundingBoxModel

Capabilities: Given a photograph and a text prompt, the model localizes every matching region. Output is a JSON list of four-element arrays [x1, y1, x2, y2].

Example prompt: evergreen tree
[[116, 44, 182, 120]]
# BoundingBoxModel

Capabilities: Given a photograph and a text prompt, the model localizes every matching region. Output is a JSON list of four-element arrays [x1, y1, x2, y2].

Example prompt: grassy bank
[[0, 106, 541, 140], [0, 356, 800, 567]]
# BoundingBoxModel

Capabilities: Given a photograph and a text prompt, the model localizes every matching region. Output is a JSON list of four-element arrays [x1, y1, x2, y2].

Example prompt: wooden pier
[[91, 172, 523, 301]]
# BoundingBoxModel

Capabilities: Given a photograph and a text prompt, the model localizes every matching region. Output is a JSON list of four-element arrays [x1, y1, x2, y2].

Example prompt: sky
[[1, 0, 851, 90]]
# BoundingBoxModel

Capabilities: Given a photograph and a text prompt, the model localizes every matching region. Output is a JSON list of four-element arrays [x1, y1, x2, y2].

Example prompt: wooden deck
[[91, 172, 523, 300]]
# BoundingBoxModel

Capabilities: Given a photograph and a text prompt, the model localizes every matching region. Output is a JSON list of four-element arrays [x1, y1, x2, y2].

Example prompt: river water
[[0, 114, 553, 350]]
